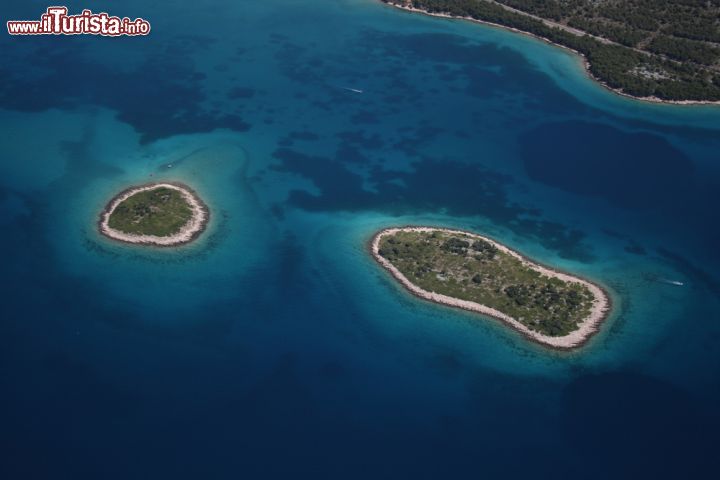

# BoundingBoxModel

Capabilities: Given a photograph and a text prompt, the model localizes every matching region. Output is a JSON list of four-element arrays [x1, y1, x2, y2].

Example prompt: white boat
[[342, 87, 363, 94]]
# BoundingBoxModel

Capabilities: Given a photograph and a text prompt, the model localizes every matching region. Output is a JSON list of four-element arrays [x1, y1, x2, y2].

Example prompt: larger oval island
[[372, 227, 611, 349], [99, 182, 209, 247]]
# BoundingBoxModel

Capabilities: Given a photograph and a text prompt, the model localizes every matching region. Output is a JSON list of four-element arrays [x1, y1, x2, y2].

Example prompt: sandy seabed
[[371, 227, 612, 349]]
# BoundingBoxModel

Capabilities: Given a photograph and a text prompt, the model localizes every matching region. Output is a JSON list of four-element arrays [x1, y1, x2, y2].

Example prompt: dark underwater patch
[[288, 130, 320, 141], [0, 41, 252, 144], [272, 147, 593, 260], [520, 121, 695, 210], [362, 30, 585, 113], [368, 32, 513, 65], [392, 125, 445, 157], [624, 242, 646, 255], [351, 110, 380, 124], [227, 86, 256, 99], [336, 130, 385, 150], [336, 144, 371, 164]]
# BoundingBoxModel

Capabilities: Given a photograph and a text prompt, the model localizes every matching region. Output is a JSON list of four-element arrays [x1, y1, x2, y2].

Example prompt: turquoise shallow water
[[1, 0, 719, 478]]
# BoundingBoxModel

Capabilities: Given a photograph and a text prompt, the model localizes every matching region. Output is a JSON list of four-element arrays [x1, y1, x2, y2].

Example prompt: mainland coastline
[[99, 182, 209, 247], [380, 1, 720, 107], [371, 226, 612, 349]]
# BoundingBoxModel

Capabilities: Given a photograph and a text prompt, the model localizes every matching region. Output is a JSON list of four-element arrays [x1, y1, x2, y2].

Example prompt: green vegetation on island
[[378, 229, 596, 336], [107, 186, 194, 237], [384, 0, 720, 102]]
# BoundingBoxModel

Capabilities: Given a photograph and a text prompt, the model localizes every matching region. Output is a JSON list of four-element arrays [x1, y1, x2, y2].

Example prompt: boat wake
[[643, 273, 685, 286]]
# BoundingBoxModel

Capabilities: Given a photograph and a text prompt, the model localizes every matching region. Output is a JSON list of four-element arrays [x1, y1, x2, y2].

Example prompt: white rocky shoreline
[[380, 1, 720, 107], [371, 226, 612, 349], [99, 182, 209, 247]]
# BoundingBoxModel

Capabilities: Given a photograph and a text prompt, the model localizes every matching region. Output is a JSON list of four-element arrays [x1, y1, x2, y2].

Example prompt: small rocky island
[[372, 227, 611, 349], [99, 182, 209, 247]]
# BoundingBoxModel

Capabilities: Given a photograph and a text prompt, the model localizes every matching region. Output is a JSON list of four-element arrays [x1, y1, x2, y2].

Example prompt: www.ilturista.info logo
[[7, 6, 150, 36]]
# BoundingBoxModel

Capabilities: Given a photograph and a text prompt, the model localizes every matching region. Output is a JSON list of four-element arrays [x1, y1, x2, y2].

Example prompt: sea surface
[[1, 0, 719, 478]]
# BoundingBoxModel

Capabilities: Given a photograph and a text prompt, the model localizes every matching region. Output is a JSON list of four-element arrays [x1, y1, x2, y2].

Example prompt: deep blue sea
[[2, 0, 720, 478]]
